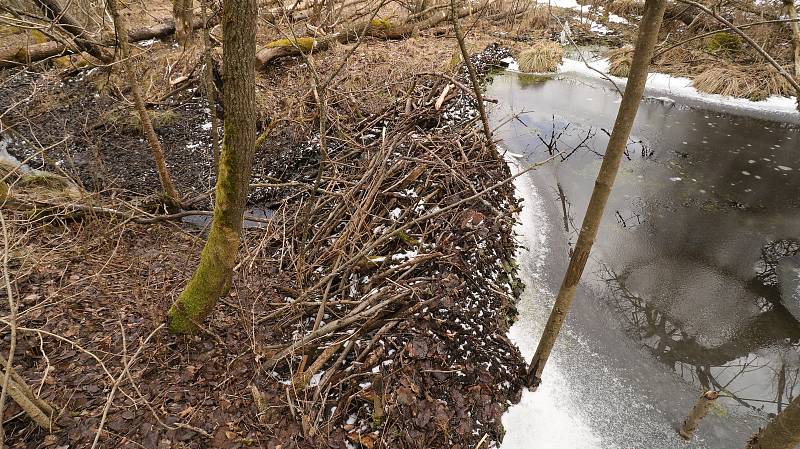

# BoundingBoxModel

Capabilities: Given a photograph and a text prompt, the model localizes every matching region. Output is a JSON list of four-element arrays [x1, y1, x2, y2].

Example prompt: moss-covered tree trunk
[[167, 0, 257, 334], [526, 0, 668, 390], [106, 0, 181, 205], [745, 394, 800, 449]]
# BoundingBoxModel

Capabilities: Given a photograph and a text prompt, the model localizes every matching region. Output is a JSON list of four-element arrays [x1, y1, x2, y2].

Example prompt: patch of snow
[[501, 56, 519, 72], [556, 58, 800, 123], [588, 21, 611, 35], [137, 38, 158, 47], [608, 13, 627, 24], [500, 157, 604, 449]]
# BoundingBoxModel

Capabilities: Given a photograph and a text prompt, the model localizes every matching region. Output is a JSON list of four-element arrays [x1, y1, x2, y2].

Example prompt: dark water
[[490, 73, 800, 448]]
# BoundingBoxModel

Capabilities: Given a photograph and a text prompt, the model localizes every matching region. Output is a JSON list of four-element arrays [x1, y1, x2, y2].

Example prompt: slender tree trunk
[[106, 0, 181, 205], [449, 0, 493, 149], [525, 0, 668, 390], [745, 394, 800, 449], [167, 0, 257, 334], [784, 0, 800, 110], [173, 0, 195, 47], [199, 0, 220, 171]]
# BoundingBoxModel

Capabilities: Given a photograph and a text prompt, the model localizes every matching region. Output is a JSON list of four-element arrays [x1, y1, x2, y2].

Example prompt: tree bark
[[525, 0, 668, 390], [106, 0, 181, 205], [199, 0, 221, 171], [173, 0, 195, 46], [168, 0, 257, 334], [745, 394, 800, 449]]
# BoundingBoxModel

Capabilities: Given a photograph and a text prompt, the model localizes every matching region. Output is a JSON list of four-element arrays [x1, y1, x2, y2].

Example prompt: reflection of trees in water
[[755, 238, 800, 288], [530, 118, 653, 162], [600, 263, 800, 415]]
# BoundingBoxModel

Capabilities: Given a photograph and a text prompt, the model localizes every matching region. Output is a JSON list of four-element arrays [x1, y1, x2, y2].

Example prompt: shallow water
[[489, 73, 800, 448]]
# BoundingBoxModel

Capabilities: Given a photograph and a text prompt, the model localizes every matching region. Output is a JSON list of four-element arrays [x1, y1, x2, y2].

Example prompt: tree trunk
[[106, 0, 181, 205], [168, 0, 257, 334], [173, 0, 195, 47], [745, 394, 800, 449], [255, 1, 489, 68], [525, 0, 668, 390], [784, 0, 800, 110]]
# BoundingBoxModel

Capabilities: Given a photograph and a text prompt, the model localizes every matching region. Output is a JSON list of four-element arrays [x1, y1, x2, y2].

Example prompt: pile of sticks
[[248, 50, 529, 445]]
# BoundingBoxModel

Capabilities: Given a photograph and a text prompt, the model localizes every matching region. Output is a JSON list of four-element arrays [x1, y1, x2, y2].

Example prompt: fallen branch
[[0, 16, 214, 69], [256, 0, 490, 68]]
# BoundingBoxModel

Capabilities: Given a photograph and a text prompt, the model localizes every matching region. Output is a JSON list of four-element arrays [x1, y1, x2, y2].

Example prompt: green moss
[[707, 32, 741, 54], [369, 18, 393, 29], [167, 223, 238, 334], [18, 171, 73, 190], [444, 49, 462, 72], [0, 25, 20, 37], [265, 37, 316, 52], [168, 125, 243, 334], [29, 29, 49, 44]]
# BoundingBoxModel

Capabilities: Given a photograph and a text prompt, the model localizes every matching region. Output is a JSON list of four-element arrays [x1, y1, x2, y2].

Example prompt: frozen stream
[[489, 73, 800, 448]]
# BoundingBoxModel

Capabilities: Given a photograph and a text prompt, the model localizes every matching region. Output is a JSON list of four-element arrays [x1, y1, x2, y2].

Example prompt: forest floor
[[0, 12, 534, 449], [1, 1, 797, 448]]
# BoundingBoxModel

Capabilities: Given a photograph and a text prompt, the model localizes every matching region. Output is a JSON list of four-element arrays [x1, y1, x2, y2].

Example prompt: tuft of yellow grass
[[693, 62, 794, 101], [605, 0, 644, 16], [606, 45, 633, 77], [517, 40, 563, 73]]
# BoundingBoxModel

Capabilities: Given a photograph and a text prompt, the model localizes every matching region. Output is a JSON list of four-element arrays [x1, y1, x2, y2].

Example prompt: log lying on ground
[[0, 16, 211, 69], [256, 2, 487, 68], [33, 0, 113, 62]]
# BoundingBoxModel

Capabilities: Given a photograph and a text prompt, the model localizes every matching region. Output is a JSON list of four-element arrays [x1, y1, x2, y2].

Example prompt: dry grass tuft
[[693, 62, 795, 101], [606, 45, 633, 77], [517, 40, 563, 72], [605, 0, 644, 16], [518, 5, 550, 31]]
